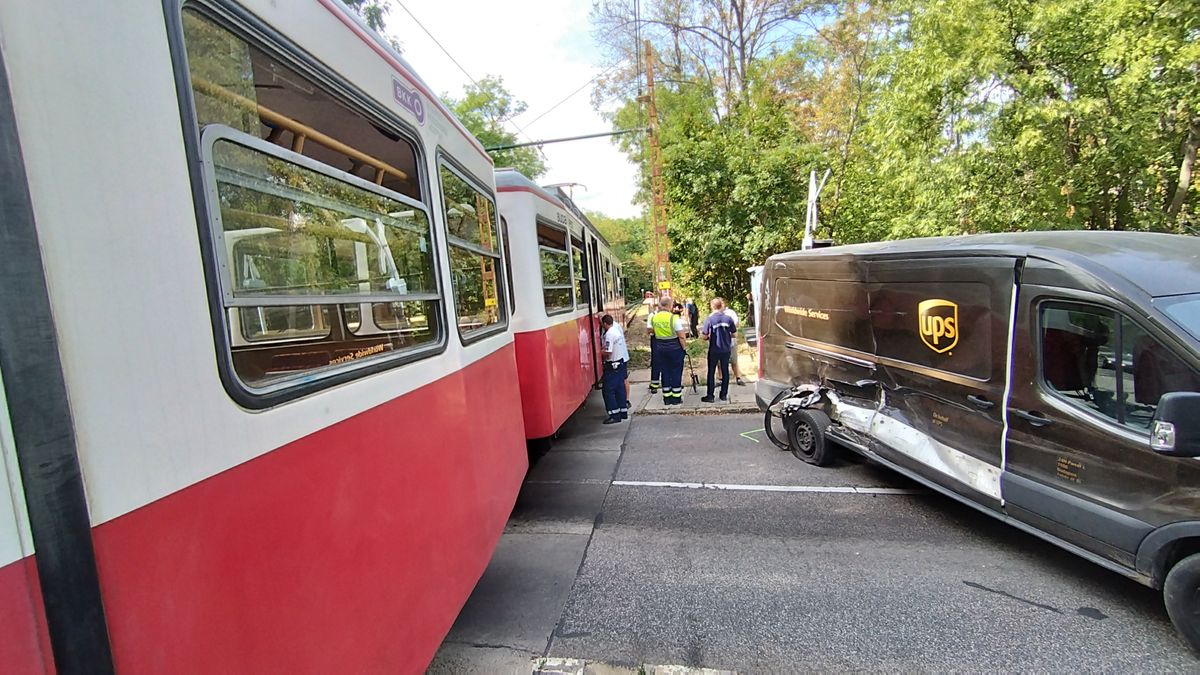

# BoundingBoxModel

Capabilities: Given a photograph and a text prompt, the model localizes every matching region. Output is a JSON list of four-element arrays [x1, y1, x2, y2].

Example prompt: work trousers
[[648, 336, 661, 392], [653, 340, 685, 404], [706, 349, 731, 399], [602, 361, 629, 419]]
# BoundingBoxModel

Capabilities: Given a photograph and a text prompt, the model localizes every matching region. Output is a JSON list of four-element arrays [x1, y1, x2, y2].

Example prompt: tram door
[[588, 236, 604, 381]]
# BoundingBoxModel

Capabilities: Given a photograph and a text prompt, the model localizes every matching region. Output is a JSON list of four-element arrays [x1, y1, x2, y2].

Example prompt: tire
[[764, 389, 792, 450], [786, 408, 834, 466], [1164, 552, 1200, 653]]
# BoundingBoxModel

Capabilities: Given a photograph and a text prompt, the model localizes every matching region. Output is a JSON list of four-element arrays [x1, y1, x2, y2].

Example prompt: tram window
[[539, 221, 573, 314], [571, 237, 587, 310], [439, 165, 505, 337], [182, 10, 420, 200], [182, 11, 444, 395], [500, 217, 516, 313]]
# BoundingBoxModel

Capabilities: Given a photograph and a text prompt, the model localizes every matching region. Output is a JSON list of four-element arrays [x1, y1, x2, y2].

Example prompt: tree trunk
[[1167, 116, 1199, 223], [829, 82, 865, 228]]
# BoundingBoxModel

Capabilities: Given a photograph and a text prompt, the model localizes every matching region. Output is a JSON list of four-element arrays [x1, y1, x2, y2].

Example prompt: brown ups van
[[757, 232, 1200, 650]]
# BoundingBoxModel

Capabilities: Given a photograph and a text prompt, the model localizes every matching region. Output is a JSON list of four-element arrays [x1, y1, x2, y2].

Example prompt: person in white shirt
[[600, 315, 630, 423], [721, 305, 746, 386]]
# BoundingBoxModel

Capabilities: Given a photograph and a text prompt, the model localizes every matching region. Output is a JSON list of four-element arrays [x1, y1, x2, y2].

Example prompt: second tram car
[[497, 169, 625, 443], [0, 0, 526, 671]]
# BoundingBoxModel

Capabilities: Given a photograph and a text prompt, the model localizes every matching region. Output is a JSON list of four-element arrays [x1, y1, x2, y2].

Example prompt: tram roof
[[770, 231, 1200, 298], [495, 168, 613, 249]]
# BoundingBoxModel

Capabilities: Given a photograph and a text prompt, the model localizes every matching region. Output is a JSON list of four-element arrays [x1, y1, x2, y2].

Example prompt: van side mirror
[[1150, 392, 1200, 457]]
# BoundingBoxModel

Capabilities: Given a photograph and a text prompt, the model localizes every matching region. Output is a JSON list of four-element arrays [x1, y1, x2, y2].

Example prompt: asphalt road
[[431, 402, 1198, 672]]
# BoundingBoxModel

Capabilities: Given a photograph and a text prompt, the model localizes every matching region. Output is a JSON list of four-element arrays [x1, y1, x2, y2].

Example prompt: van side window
[[1123, 317, 1200, 430], [1041, 306, 1119, 422], [182, 9, 441, 394], [1040, 305, 1200, 430]]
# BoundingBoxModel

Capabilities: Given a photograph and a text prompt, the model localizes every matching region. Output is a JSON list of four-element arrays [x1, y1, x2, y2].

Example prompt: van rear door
[[865, 257, 1018, 507]]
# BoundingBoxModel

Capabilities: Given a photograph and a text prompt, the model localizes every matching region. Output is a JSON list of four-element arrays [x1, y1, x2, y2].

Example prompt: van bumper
[[755, 378, 790, 411]]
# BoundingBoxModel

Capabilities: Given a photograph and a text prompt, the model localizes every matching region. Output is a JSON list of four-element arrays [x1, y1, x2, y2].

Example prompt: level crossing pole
[[642, 40, 672, 297]]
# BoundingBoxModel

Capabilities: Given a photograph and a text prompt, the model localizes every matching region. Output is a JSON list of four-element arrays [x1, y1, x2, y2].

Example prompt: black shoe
[[700, 396, 715, 403], [736, 378, 746, 386], [719, 396, 729, 402], [621, 412, 629, 419], [603, 416, 620, 424]]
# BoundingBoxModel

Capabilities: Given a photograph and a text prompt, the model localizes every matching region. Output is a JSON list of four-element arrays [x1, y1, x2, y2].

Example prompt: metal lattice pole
[[643, 40, 671, 297]]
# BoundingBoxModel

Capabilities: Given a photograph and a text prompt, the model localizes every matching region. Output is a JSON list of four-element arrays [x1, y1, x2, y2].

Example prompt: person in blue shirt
[[700, 298, 737, 402]]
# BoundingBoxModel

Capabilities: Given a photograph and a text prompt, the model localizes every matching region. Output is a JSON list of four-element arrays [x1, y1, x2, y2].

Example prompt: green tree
[[343, 0, 403, 52], [589, 211, 655, 295], [446, 77, 547, 179], [591, 0, 1198, 302]]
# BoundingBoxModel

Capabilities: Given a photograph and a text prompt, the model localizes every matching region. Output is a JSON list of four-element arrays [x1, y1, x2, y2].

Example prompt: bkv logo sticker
[[918, 299, 958, 354], [392, 78, 426, 125]]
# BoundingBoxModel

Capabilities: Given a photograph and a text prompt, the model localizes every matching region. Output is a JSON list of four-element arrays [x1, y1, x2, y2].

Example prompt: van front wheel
[[1165, 552, 1200, 653], [787, 408, 834, 466]]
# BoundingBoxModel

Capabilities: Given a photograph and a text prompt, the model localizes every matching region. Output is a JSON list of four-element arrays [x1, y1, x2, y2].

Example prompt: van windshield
[[1160, 293, 1200, 341]]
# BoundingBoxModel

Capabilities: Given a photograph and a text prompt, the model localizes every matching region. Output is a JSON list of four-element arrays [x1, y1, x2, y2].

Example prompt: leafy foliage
[[445, 77, 547, 179], [590, 0, 1199, 303], [589, 211, 656, 295]]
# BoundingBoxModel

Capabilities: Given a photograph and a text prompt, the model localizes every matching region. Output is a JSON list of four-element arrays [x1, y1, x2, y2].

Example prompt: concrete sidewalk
[[628, 377, 758, 415], [626, 357, 759, 415]]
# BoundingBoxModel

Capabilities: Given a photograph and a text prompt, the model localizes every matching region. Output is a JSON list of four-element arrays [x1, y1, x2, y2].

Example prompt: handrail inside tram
[[192, 75, 409, 184]]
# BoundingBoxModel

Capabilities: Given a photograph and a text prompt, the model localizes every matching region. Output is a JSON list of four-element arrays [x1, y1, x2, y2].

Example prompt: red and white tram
[[0, 1, 525, 671], [497, 170, 625, 444]]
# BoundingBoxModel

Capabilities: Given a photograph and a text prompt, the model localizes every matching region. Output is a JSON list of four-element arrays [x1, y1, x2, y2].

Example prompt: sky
[[379, 0, 642, 218]]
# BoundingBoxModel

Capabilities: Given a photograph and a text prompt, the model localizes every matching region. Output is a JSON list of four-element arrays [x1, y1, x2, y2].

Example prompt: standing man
[[701, 298, 737, 402], [650, 296, 688, 405], [646, 311, 660, 395], [685, 298, 700, 338], [600, 315, 630, 424], [722, 303, 747, 386]]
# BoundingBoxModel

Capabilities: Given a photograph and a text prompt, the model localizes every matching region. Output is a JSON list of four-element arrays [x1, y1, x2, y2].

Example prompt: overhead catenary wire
[[392, 0, 545, 158], [520, 65, 619, 131]]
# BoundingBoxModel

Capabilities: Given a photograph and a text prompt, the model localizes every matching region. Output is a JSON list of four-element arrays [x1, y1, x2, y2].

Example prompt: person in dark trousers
[[600, 315, 630, 423], [646, 310, 660, 394], [686, 298, 700, 338], [701, 297, 737, 402], [650, 296, 688, 405]]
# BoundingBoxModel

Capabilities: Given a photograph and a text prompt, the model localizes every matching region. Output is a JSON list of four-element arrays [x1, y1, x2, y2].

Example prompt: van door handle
[[967, 395, 995, 410], [1009, 408, 1053, 427]]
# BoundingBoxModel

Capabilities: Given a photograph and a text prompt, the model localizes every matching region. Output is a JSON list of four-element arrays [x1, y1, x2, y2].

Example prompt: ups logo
[[918, 299, 958, 354]]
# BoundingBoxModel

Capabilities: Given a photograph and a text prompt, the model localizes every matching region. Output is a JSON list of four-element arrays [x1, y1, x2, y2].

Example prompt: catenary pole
[[642, 40, 671, 297]]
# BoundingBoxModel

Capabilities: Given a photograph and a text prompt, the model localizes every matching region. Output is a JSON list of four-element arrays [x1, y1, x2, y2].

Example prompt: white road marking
[[611, 480, 923, 495]]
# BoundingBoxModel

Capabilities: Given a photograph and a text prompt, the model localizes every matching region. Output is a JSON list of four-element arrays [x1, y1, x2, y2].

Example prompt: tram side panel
[[3, 0, 525, 671], [513, 317, 598, 438], [0, 386, 50, 673], [500, 185, 599, 439]]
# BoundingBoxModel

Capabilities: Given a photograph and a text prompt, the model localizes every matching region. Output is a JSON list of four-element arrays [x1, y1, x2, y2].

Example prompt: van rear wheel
[[787, 408, 834, 466], [1164, 552, 1200, 653]]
